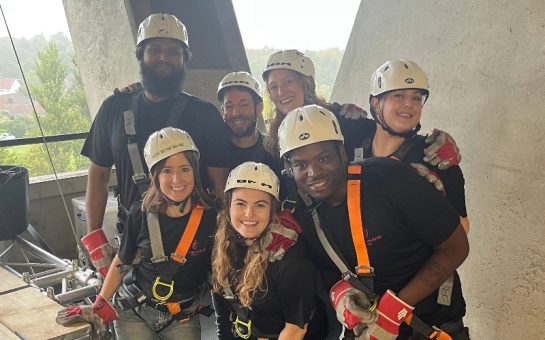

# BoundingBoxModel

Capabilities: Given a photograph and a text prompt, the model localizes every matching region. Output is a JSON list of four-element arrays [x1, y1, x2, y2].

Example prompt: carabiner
[[234, 316, 252, 339], [151, 277, 174, 301]]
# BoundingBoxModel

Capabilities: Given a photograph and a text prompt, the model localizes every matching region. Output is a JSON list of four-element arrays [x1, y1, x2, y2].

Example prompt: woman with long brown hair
[[58, 127, 216, 339], [211, 162, 318, 340]]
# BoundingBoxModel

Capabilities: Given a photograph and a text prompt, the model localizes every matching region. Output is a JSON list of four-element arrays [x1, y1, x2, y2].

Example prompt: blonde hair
[[263, 71, 329, 159], [142, 150, 211, 214], [211, 191, 281, 307]]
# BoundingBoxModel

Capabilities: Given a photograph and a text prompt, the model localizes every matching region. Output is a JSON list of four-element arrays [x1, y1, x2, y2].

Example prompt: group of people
[[56, 12, 470, 340]]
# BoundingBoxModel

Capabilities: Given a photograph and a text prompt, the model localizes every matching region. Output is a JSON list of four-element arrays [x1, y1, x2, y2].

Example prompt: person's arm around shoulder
[[398, 223, 469, 305], [85, 162, 111, 233]]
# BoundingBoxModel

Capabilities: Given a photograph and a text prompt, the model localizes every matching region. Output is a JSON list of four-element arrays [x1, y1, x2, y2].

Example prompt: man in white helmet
[[279, 105, 470, 339], [216, 71, 279, 174], [80, 13, 231, 278]]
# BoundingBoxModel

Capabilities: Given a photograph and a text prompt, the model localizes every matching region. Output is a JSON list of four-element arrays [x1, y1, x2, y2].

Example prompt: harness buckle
[[170, 253, 187, 264], [234, 316, 252, 339], [132, 173, 147, 185], [355, 265, 374, 276], [151, 277, 174, 301], [342, 270, 358, 281], [281, 199, 296, 213]]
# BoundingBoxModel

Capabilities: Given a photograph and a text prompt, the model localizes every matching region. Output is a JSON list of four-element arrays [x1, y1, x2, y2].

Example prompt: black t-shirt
[[228, 132, 282, 174], [294, 158, 465, 328], [213, 241, 317, 338], [118, 203, 217, 299], [357, 124, 467, 217], [81, 91, 231, 212]]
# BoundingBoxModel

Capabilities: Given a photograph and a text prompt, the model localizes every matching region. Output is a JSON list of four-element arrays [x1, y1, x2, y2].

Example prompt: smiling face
[[157, 152, 195, 203], [221, 88, 261, 137], [266, 69, 306, 115], [373, 89, 423, 133], [229, 187, 272, 240], [289, 141, 347, 206]]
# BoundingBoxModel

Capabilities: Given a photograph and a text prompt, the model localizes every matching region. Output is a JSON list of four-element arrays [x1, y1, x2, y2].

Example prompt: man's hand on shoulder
[[113, 82, 143, 95]]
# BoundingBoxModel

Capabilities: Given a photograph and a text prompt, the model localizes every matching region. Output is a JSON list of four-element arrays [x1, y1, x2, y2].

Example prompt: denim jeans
[[113, 284, 201, 340]]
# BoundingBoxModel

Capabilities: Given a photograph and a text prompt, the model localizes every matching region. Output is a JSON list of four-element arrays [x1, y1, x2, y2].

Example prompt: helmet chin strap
[[373, 100, 421, 139], [162, 192, 191, 213], [227, 218, 267, 246]]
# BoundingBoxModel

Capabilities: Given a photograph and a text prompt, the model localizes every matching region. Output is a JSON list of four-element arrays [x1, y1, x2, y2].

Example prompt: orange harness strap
[[171, 205, 205, 264], [347, 165, 372, 275]]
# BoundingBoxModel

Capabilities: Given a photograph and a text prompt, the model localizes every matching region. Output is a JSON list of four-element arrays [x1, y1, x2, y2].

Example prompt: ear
[[256, 101, 264, 116], [370, 96, 380, 111], [338, 144, 348, 165]]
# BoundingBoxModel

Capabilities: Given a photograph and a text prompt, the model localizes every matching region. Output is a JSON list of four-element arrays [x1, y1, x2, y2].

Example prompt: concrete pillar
[[62, 0, 249, 118], [332, 1, 545, 337]]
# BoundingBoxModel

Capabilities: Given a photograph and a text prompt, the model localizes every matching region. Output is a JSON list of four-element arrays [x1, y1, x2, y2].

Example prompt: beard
[[227, 116, 257, 138], [140, 60, 186, 97]]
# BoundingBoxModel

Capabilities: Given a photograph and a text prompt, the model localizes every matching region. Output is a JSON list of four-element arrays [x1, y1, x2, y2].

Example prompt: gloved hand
[[113, 82, 143, 95], [361, 290, 414, 340], [339, 103, 368, 120], [423, 129, 461, 170], [330, 280, 377, 335], [263, 220, 299, 262], [81, 229, 115, 278], [56, 295, 118, 333], [410, 163, 445, 195]]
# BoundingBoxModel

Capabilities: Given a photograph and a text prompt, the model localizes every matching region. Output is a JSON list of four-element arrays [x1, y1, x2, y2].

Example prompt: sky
[[0, 0, 361, 50]]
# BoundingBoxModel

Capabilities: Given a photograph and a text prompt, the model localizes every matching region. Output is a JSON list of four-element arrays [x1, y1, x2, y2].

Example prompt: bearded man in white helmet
[[80, 13, 231, 279]]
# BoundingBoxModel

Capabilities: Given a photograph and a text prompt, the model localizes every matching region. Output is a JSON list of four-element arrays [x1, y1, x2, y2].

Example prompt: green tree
[[10, 40, 91, 176]]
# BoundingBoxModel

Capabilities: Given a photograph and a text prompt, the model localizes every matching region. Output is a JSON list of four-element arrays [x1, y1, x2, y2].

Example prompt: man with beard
[[216, 71, 279, 173], [80, 13, 231, 278]]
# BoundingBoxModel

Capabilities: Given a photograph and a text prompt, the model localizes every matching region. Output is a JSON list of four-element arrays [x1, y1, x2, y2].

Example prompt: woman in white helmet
[[211, 162, 320, 340], [368, 59, 469, 234], [261, 50, 462, 180], [59, 127, 217, 339]]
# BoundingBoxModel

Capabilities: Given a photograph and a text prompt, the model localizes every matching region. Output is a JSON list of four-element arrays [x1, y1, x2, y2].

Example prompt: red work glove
[[424, 129, 461, 170], [330, 280, 377, 335], [56, 294, 118, 333], [410, 163, 445, 195], [81, 229, 115, 278], [362, 290, 414, 340]]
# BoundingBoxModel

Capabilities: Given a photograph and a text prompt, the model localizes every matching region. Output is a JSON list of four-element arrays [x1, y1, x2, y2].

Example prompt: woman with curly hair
[[211, 162, 318, 340]]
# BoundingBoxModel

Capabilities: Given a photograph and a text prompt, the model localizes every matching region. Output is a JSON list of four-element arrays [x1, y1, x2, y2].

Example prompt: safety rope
[[0, 4, 84, 254]]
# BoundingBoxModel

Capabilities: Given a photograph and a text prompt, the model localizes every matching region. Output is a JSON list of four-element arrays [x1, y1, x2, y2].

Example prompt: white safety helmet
[[217, 71, 262, 101], [225, 162, 280, 200], [262, 49, 315, 80], [278, 105, 344, 158], [137, 13, 189, 48], [144, 127, 199, 171], [370, 59, 429, 99]]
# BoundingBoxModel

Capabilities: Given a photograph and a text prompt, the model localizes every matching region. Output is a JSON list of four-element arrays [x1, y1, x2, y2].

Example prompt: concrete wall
[[62, 0, 249, 117], [332, 1, 545, 338]]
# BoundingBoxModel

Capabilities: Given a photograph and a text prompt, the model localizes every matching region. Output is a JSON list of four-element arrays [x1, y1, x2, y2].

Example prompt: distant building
[[0, 93, 45, 117], [0, 78, 22, 95]]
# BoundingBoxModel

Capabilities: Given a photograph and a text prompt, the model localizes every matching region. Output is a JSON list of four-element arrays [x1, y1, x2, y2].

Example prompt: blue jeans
[[113, 285, 201, 340]]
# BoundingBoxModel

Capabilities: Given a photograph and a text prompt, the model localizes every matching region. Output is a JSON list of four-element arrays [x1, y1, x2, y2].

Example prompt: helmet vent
[[298, 114, 304, 121], [383, 66, 389, 72], [378, 77, 382, 89], [332, 121, 339, 135], [404, 63, 409, 69]]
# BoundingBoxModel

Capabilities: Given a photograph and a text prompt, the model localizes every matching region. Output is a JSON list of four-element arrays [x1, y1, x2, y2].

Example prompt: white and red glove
[[81, 229, 115, 278], [410, 163, 445, 195], [56, 294, 118, 333], [339, 103, 368, 120], [361, 290, 414, 340], [424, 129, 461, 170], [330, 280, 377, 335]]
